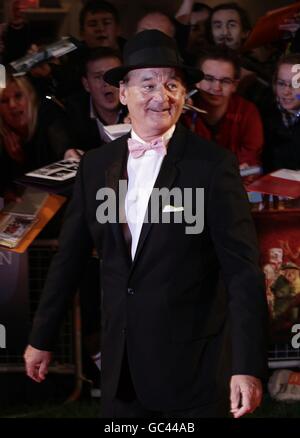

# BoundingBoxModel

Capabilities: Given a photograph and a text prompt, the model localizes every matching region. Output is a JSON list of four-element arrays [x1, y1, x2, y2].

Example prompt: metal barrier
[[252, 200, 300, 370], [0, 239, 83, 399], [268, 344, 300, 369]]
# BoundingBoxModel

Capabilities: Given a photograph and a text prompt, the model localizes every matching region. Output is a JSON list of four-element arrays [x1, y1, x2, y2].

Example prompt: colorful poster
[[254, 210, 300, 344]]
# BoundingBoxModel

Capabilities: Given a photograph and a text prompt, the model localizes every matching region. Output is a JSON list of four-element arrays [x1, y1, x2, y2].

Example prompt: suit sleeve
[[29, 156, 94, 350], [207, 153, 269, 378]]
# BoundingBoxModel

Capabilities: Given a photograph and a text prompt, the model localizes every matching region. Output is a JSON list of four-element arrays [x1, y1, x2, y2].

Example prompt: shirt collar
[[131, 125, 176, 146], [89, 96, 122, 124]]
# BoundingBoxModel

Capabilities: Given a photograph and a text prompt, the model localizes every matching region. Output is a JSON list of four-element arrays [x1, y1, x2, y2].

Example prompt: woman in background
[[0, 72, 71, 198], [262, 53, 300, 172]]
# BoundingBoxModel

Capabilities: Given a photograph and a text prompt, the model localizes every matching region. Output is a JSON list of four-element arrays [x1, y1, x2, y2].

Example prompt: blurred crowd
[[0, 0, 300, 197]]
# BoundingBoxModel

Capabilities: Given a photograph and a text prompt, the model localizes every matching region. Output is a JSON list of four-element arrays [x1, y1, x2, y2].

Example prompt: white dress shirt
[[125, 125, 176, 260]]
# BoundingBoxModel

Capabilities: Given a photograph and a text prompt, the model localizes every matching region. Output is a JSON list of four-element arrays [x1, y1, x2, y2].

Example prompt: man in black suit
[[24, 30, 268, 418]]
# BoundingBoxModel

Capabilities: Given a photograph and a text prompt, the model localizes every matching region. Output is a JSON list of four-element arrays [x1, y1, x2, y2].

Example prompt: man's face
[[211, 9, 246, 50], [136, 13, 175, 38], [119, 68, 186, 139], [82, 57, 121, 112], [196, 59, 237, 107], [0, 81, 29, 131], [82, 11, 119, 48], [188, 10, 210, 49], [276, 64, 300, 112]]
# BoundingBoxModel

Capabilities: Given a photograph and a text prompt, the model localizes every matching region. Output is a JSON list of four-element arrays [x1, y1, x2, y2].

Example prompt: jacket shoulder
[[180, 124, 235, 164], [81, 134, 128, 170]]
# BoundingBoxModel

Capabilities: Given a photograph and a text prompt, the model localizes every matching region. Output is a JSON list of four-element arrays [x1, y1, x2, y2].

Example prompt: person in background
[[136, 10, 176, 38], [183, 47, 264, 169], [175, 0, 211, 56], [135, 9, 192, 66], [0, 0, 32, 64], [262, 53, 300, 172], [64, 47, 126, 160], [207, 2, 251, 51], [79, 0, 125, 51], [26, 0, 126, 100], [205, 2, 273, 112], [0, 72, 71, 199]]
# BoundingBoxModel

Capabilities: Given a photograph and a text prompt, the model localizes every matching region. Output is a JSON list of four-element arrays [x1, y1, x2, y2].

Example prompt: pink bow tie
[[127, 138, 167, 158]]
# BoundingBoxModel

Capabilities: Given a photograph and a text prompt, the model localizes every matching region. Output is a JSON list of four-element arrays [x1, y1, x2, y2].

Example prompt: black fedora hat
[[104, 29, 203, 87]]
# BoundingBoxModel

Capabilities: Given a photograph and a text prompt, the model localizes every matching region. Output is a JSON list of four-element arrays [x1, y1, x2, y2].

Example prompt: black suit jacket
[[262, 105, 300, 173], [30, 124, 268, 411], [65, 91, 104, 152]]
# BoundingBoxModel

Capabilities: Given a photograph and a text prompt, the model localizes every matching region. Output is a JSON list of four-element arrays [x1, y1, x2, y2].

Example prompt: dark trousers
[[101, 349, 230, 418]]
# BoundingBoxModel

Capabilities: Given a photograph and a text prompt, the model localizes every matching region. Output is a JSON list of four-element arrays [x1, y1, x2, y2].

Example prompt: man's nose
[[95, 21, 105, 32], [221, 25, 230, 36], [212, 80, 222, 92], [152, 86, 169, 102]]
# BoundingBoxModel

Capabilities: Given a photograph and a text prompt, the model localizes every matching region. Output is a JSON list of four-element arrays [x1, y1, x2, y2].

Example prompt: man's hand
[[24, 345, 52, 383], [230, 375, 263, 418], [64, 148, 84, 161]]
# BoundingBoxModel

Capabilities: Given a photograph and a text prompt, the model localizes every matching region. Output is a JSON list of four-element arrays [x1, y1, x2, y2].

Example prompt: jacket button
[[127, 288, 135, 295]]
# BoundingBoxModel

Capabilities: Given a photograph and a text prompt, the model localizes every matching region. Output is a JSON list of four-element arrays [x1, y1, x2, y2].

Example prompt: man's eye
[[167, 83, 178, 91], [103, 20, 113, 25], [143, 85, 155, 91], [229, 22, 238, 28]]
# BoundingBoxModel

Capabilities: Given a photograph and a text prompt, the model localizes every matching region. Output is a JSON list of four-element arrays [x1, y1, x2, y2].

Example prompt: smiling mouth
[[219, 38, 233, 43], [150, 108, 171, 114], [205, 92, 223, 98]]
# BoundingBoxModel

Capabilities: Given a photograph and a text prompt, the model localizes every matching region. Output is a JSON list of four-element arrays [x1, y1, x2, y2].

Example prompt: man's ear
[[82, 76, 90, 93], [119, 81, 127, 105]]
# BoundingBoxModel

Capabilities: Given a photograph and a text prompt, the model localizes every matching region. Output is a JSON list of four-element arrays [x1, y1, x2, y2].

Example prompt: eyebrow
[[140, 76, 155, 82], [212, 19, 239, 25], [204, 73, 234, 79], [90, 70, 105, 75], [140, 74, 182, 82]]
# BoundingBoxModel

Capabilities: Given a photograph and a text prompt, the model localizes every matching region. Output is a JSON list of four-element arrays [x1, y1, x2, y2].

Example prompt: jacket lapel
[[105, 135, 131, 265], [132, 124, 187, 268]]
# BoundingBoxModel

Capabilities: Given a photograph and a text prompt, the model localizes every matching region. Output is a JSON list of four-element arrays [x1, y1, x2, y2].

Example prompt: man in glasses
[[183, 46, 264, 170]]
